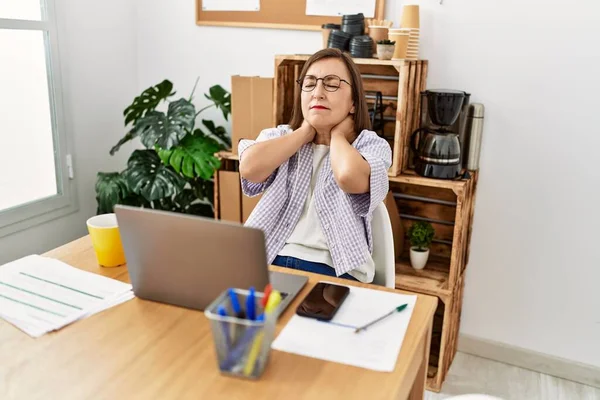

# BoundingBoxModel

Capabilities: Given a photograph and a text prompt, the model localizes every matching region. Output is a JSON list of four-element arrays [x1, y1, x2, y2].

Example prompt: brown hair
[[289, 48, 371, 133]]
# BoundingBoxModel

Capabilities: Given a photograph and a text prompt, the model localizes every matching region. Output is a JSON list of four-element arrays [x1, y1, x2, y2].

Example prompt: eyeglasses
[[296, 74, 352, 92]]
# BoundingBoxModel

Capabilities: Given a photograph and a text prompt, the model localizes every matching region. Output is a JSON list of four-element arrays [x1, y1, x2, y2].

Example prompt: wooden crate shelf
[[390, 174, 475, 291], [426, 272, 467, 391], [273, 54, 417, 66], [388, 172, 471, 195], [216, 150, 238, 161], [389, 172, 477, 392], [395, 256, 450, 298], [274, 54, 428, 176]]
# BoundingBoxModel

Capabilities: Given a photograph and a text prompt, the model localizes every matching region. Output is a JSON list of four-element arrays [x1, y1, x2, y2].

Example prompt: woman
[[238, 48, 392, 283]]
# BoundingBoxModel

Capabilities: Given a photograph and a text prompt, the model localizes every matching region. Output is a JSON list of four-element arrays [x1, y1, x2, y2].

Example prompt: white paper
[[305, 0, 376, 18], [202, 0, 260, 12], [0, 255, 134, 337], [271, 283, 417, 372]]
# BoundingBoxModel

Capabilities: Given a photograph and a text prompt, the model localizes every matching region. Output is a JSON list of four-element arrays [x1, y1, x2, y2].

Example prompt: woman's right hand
[[240, 122, 315, 183], [298, 120, 316, 144]]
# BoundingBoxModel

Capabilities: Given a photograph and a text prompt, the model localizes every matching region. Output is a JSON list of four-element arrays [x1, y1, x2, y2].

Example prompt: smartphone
[[296, 282, 350, 321]]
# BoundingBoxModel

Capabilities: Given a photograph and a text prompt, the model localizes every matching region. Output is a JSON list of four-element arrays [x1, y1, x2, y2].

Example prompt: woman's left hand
[[331, 114, 356, 143], [329, 113, 370, 193]]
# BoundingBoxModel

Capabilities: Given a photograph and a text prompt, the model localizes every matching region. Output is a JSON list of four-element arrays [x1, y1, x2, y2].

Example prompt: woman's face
[[300, 57, 355, 132]]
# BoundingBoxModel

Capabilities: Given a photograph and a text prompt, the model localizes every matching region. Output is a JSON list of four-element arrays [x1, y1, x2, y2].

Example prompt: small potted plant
[[376, 39, 395, 60], [407, 221, 435, 270]]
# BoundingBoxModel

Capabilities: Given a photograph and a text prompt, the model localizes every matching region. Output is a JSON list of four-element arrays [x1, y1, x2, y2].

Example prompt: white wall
[[416, 0, 600, 368], [0, 0, 139, 264], [136, 1, 322, 127], [137, 0, 600, 367]]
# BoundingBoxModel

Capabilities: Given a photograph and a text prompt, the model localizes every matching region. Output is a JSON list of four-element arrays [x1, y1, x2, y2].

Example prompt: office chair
[[371, 202, 396, 288]]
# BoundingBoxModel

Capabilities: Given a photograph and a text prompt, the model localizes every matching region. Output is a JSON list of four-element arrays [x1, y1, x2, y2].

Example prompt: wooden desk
[[0, 236, 438, 400]]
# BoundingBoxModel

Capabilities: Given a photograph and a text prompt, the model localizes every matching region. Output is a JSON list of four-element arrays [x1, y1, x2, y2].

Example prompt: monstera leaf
[[95, 172, 131, 214], [111, 81, 177, 154], [123, 150, 186, 202], [154, 189, 213, 217], [191, 178, 214, 204], [109, 129, 136, 156], [201, 120, 231, 149], [176, 190, 213, 217], [124, 80, 174, 126], [157, 132, 221, 180], [204, 85, 231, 120], [134, 98, 195, 150]]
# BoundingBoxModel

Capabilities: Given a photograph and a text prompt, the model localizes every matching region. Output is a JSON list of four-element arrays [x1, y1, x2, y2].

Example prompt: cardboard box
[[218, 171, 242, 223], [231, 76, 274, 154], [217, 170, 262, 224]]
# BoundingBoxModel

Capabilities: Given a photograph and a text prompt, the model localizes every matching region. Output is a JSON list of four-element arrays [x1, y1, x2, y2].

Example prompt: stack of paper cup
[[406, 29, 420, 60], [401, 5, 420, 29], [387, 30, 409, 60], [400, 5, 420, 60]]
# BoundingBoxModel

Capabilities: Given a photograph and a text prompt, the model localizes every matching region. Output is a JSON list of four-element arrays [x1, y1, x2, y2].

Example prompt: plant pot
[[409, 246, 430, 270], [376, 44, 394, 60]]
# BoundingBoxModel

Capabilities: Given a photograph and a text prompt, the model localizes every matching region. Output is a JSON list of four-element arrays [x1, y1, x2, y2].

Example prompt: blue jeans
[[272, 255, 358, 282]]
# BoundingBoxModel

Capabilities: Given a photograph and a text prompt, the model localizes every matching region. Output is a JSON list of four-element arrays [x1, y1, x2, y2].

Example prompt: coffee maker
[[411, 89, 471, 179]]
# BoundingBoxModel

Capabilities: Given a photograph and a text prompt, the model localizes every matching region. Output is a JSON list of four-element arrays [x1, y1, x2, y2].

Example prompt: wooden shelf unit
[[274, 54, 428, 176], [427, 272, 467, 390], [388, 172, 471, 192], [395, 256, 450, 298], [389, 173, 474, 291], [389, 172, 478, 392]]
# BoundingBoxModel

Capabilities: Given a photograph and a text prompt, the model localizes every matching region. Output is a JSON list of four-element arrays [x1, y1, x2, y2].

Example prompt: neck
[[313, 129, 331, 145]]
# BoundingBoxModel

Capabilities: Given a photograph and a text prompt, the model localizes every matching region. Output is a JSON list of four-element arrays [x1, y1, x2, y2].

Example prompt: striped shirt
[[238, 125, 392, 278]]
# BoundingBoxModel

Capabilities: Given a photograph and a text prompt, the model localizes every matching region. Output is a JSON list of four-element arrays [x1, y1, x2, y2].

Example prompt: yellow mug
[[86, 213, 126, 267]]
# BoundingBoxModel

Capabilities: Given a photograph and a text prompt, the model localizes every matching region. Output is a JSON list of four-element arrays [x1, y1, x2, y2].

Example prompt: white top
[[278, 143, 375, 283]]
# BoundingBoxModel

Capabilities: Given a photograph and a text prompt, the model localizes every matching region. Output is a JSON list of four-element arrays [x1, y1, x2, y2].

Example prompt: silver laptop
[[114, 205, 307, 316]]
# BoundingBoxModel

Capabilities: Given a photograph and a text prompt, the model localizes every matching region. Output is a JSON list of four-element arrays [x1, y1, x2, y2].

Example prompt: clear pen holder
[[204, 288, 277, 379]]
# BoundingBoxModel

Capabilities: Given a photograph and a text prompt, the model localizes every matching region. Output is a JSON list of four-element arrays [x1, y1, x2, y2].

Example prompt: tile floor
[[425, 353, 600, 400]]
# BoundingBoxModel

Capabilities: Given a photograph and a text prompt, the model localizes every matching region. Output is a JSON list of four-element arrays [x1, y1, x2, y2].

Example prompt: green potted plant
[[407, 221, 435, 269], [95, 79, 231, 218], [376, 39, 395, 60]]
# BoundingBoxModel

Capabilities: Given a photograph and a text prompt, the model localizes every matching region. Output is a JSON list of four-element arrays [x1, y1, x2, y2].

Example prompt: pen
[[354, 304, 408, 334], [217, 305, 231, 350], [264, 289, 281, 315], [228, 288, 245, 318], [242, 290, 282, 376], [246, 287, 256, 321], [220, 314, 265, 371], [261, 283, 272, 307], [227, 288, 245, 344]]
